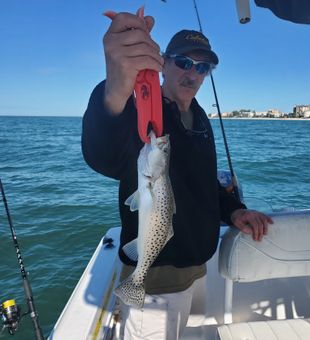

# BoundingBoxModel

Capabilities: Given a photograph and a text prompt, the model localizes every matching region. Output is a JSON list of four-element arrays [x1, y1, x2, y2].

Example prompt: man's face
[[162, 51, 210, 105]]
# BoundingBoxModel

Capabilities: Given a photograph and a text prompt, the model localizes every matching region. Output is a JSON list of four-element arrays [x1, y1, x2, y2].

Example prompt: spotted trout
[[114, 132, 175, 308]]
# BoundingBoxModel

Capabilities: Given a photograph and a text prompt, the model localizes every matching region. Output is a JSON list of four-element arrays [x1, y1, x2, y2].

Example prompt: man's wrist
[[230, 208, 246, 224], [103, 86, 128, 116]]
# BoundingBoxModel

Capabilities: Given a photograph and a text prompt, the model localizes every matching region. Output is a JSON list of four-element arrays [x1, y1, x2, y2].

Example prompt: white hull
[[48, 227, 122, 340], [49, 210, 310, 339]]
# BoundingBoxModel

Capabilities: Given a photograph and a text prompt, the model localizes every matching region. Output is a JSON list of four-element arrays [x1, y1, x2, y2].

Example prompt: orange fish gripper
[[104, 7, 163, 143]]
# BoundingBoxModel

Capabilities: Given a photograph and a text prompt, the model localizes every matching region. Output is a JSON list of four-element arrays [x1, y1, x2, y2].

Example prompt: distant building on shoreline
[[208, 105, 310, 119], [294, 105, 310, 118], [265, 109, 283, 118]]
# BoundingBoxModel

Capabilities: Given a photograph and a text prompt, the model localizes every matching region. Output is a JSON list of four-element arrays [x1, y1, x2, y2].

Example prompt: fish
[[114, 131, 175, 308]]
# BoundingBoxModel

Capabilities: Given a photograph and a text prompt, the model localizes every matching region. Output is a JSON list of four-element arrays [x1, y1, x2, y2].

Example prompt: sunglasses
[[168, 54, 212, 75]]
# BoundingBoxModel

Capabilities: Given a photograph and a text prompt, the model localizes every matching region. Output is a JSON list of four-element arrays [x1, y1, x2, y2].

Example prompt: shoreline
[[1, 115, 309, 121], [209, 117, 310, 121]]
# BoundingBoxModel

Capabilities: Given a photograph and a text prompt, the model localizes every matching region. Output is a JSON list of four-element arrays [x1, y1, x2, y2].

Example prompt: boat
[[48, 208, 310, 340], [49, 1, 310, 339]]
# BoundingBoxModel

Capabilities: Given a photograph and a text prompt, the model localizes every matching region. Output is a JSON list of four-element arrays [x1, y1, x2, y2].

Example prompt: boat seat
[[217, 319, 310, 340], [219, 210, 310, 326], [219, 210, 310, 283]]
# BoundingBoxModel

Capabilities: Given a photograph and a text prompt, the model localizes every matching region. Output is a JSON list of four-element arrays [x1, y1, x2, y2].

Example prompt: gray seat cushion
[[219, 210, 310, 282]]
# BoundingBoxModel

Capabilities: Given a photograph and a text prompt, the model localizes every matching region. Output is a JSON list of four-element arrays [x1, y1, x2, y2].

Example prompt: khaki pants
[[120, 275, 207, 340]]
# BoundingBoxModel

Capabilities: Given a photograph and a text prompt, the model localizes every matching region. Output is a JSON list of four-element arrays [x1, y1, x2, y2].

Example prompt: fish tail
[[114, 275, 145, 309]]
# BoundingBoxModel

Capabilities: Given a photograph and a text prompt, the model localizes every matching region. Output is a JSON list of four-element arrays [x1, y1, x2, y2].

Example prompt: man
[[82, 12, 273, 340]]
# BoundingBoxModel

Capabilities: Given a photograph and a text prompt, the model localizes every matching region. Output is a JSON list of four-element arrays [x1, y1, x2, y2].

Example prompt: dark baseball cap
[[165, 30, 219, 65]]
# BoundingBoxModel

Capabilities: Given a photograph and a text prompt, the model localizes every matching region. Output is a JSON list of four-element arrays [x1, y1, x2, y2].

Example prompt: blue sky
[[0, 0, 309, 116]]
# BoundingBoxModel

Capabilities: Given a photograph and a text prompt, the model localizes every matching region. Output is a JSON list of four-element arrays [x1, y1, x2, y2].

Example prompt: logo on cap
[[185, 34, 210, 46]]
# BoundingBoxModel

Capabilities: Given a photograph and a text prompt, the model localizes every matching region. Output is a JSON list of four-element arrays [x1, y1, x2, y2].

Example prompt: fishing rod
[[0, 179, 44, 339], [209, 72, 242, 202], [191, 0, 242, 202]]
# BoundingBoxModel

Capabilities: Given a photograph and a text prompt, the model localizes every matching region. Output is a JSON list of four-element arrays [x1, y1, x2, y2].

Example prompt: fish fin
[[114, 275, 145, 309], [122, 238, 139, 261], [166, 225, 174, 243], [172, 196, 176, 214], [125, 191, 140, 211]]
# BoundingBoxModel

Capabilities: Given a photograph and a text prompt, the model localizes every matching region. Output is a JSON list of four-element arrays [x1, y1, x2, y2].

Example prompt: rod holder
[[236, 0, 251, 23]]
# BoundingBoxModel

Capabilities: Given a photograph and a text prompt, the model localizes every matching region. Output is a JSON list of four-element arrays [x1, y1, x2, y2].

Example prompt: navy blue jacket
[[82, 81, 246, 267]]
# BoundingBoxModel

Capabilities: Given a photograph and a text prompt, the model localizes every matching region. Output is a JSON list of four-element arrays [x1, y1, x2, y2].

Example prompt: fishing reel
[[1, 299, 21, 335]]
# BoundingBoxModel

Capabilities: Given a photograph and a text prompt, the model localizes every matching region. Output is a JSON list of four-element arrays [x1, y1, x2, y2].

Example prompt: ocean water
[[0, 116, 309, 339]]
